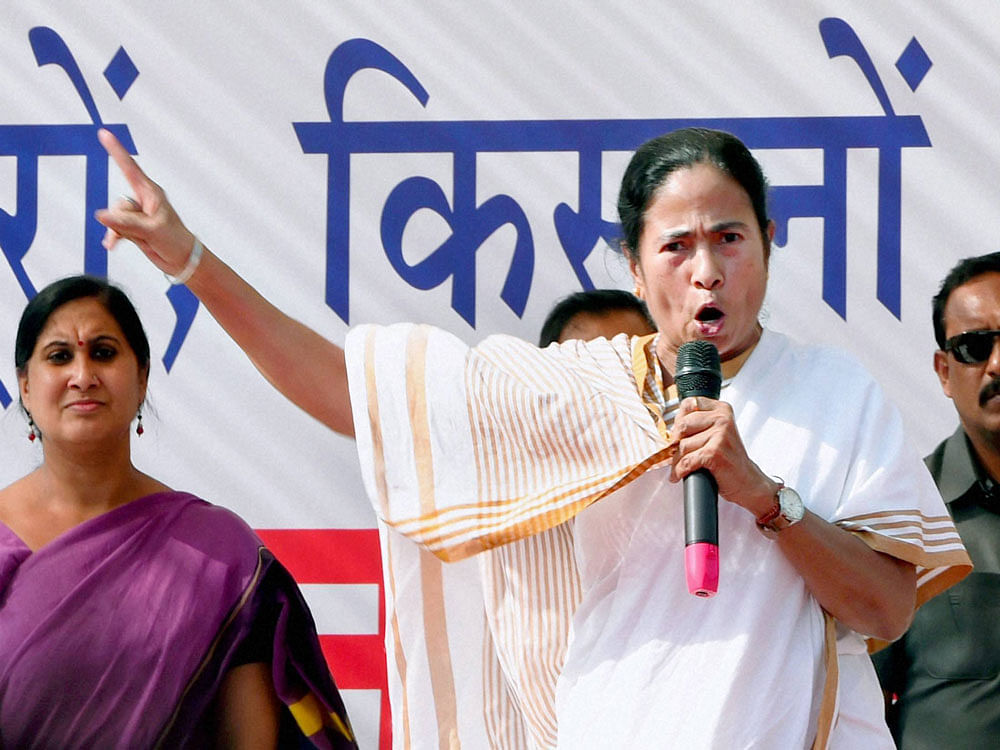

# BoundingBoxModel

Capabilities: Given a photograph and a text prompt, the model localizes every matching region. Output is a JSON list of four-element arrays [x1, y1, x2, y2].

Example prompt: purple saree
[[0, 491, 356, 749]]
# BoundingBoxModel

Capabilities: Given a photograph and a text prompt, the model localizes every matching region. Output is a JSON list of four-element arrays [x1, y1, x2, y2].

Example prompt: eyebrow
[[654, 220, 750, 242], [41, 334, 123, 349]]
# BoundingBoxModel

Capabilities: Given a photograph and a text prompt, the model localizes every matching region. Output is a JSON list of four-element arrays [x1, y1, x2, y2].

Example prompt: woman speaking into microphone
[[96, 125, 968, 748]]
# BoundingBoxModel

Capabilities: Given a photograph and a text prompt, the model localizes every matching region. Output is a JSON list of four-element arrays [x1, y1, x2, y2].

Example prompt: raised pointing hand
[[94, 128, 196, 277]]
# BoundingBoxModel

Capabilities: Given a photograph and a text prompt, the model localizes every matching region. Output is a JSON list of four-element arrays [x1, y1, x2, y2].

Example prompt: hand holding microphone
[[674, 341, 722, 598]]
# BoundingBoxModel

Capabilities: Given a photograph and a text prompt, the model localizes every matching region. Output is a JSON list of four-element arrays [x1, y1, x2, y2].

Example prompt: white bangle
[[165, 237, 203, 285]]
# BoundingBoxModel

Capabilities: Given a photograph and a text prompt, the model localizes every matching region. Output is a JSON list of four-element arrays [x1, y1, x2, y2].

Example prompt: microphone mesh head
[[675, 341, 722, 399]]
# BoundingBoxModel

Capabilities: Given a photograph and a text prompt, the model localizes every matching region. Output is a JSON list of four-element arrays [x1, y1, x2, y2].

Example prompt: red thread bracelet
[[755, 479, 784, 527]]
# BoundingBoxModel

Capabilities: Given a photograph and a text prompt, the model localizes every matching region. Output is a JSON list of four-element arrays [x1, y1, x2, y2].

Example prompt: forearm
[[186, 248, 355, 437], [774, 511, 915, 640]]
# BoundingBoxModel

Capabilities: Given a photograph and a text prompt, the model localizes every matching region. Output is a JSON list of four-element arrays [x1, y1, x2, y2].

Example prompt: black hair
[[15, 275, 151, 377], [538, 288, 656, 347], [617, 127, 770, 261], [932, 252, 1000, 349]]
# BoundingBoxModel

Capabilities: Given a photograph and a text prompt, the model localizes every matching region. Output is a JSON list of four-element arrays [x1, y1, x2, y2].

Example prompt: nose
[[985, 337, 1000, 377], [68, 356, 99, 389], [691, 244, 723, 290]]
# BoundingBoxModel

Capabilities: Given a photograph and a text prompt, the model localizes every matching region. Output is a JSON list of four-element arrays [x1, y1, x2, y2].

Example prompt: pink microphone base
[[685, 542, 719, 597]]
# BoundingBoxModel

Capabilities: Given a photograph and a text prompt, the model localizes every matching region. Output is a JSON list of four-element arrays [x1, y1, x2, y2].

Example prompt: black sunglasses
[[944, 329, 1000, 364]]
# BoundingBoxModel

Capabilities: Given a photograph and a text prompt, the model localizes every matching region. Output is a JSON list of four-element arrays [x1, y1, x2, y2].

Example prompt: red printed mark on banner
[[256, 528, 389, 750]]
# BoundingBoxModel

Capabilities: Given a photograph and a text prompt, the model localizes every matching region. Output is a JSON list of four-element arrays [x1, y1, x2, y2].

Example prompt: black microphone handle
[[684, 469, 719, 545]]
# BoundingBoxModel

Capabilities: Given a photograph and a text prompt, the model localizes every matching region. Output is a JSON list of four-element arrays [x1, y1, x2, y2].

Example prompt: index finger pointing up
[[98, 128, 148, 194]]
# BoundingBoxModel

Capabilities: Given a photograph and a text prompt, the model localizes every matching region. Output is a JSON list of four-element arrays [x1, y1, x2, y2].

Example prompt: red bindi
[[77, 340, 85, 347]]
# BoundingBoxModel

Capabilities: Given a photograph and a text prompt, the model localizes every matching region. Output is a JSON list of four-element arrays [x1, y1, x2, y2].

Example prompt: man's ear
[[934, 349, 953, 398]]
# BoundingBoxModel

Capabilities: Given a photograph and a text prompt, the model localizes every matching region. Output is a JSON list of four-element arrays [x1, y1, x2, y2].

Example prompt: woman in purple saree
[[0, 276, 357, 748]]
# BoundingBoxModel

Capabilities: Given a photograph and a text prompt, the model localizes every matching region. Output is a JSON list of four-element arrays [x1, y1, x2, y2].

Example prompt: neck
[[656, 327, 762, 382], [965, 424, 1000, 484], [34, 437, 146, 515]]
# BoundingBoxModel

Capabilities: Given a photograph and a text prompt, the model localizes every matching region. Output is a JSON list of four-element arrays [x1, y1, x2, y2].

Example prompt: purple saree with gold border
[[0, 491, 356, 748]]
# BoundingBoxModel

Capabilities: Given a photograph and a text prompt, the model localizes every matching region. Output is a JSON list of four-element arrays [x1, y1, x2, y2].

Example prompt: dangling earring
[[136, 409, 144, 436], [26, 413, 38, 442]]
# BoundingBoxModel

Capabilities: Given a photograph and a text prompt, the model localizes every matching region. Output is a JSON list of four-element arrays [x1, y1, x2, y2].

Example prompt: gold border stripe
[[383, 535, 413, 748], [810, 612, 839, 750], [288, 693, 324, 736], [405, 328, 460, 747]]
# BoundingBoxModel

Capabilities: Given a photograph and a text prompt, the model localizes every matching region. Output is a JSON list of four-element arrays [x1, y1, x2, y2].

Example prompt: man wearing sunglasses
[[875, 251, 1000, 748]]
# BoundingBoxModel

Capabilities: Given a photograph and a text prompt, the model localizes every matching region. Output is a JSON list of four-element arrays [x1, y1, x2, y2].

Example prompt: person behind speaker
[[537, 288, 656, 347], [874, 252, 1000, 748]]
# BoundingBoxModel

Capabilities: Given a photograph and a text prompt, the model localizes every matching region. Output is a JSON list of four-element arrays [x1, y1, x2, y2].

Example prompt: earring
[[136, 410, 144, 436], [633, 286, 644, 300], [26, 413, 38, 442]]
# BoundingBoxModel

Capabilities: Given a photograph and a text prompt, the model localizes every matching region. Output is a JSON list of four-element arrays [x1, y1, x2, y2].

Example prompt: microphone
[[674, 340, 722, 597]]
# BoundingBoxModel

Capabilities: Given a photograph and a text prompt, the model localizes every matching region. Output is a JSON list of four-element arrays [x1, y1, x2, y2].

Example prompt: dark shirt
[[873, 426, 1000, 749]]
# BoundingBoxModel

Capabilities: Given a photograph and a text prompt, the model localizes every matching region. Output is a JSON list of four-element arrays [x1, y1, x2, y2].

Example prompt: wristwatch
[[755, 485, 805, 537]]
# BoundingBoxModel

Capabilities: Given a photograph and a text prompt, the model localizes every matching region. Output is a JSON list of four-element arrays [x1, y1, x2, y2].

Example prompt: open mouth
[[695, 305, 725, 335], [696, 307, 723, 322]]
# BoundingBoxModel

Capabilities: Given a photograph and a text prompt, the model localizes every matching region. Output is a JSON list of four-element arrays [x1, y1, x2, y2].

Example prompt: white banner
[[2, 3, 998, 746]]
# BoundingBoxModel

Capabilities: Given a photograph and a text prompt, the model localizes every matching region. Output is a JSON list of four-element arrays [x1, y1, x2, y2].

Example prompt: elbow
[[870, 603, 914, 643], [843, 595, 913, 643]]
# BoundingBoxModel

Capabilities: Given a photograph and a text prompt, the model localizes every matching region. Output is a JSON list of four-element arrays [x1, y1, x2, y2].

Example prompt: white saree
[[346, 324, 970, 749]]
